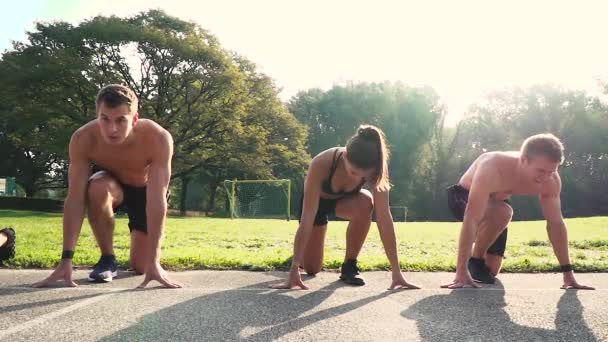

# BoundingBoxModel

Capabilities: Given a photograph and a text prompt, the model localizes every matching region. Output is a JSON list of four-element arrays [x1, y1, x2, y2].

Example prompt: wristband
[[62, 250, 75, 259], [560, 264, 573, 272]]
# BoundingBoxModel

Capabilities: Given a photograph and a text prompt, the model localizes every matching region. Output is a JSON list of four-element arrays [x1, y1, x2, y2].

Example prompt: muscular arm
[[32, 130, 90, 288], [291, 158, 322, 268], [63, 131, 91, 251], [375, 189, 420, 289], [455, 164, 495, 275], [269, 157, 321, 289], [540, 175, 594, 289], [145, 130, 173, 265], [374, 190, 400, 272], [539, 177, 571, 266]]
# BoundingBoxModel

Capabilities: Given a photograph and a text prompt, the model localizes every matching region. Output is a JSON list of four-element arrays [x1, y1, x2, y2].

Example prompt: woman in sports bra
[[271, 125, 420, 290]]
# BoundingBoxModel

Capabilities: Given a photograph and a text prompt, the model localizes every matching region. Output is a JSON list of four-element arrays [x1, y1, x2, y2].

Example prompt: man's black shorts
[[446, 184, 509, 257], [91, 166, 169, 233]]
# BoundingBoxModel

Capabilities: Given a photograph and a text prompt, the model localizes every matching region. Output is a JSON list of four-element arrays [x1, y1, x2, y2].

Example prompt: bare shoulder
[[70, 121, 97, 154], [478, 150, 517, 163], [305, 147, 340, 182], [470, 152, 505, 186], [137, 119, 173, 146], [473, 152, 502, 172], [310, 147, 340, 169], [480, 152, 518, 175]]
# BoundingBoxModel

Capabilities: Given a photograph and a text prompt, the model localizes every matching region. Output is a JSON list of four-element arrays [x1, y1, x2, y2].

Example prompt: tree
[[453, 84, 608, 219], [173, 57, 309, 214], [0, 10, 309, 209], [289, 82, 445, 215]]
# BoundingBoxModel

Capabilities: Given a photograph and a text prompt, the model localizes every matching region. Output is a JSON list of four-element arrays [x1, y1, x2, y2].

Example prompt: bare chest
[[90, 146, 151, 186], [493, 183, 543, 200]]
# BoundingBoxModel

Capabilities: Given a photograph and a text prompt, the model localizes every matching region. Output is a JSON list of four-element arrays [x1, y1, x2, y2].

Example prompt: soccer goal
[[223, 179, 292, 220], [0, 177, 17, 196], [390, 206, 408, 222]]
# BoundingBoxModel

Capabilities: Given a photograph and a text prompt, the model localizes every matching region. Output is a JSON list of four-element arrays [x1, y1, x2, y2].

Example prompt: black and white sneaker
[[339, 259, 365, 286], [88, 255, 118, 282], [468, 257, 496, 284], [0, 227, 16, 266]]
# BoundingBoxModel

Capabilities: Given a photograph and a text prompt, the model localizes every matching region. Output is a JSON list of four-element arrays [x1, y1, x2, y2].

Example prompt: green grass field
[[1, 209, 607, 272]]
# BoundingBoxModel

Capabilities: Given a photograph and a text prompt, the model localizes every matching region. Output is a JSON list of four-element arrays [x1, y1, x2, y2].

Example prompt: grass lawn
[[1, 209, 607, 272]]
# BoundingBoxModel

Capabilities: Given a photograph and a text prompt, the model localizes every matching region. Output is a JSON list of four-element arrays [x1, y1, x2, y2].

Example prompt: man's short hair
[[95, 84, 138, 114], [520, 133, 564, 164]]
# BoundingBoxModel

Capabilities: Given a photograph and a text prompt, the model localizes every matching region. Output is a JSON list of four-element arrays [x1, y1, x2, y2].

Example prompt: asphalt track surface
[[1, 270, 606, 341]]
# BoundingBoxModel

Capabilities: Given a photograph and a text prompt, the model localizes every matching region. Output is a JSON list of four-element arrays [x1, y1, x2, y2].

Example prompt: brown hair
[[345, 124, 391, 191], [95, 84, 138, 114], [520, 133, 564, 164]]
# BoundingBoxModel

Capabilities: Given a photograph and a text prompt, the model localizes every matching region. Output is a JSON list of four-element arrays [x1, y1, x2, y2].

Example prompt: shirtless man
[[34, 84, 181, 288], [442, 133, 594, 290]]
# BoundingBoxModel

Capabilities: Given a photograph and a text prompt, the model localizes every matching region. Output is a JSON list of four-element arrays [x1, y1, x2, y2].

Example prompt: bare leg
[[334, 190, 374, 286], [301, 225, 327, 275], [130, 229, 149, 274], [471, 200, 512, 276], [472, 201, 512, 258], [335, 190, 374, 261], [0, 232, 7, 247], [485, 254, 504, 275], [87, 172, 124, 255], [344, 213, 372, 260]]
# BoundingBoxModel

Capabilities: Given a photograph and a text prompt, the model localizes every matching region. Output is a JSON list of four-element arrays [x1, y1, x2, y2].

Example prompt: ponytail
[[346, 124, 391, 191]]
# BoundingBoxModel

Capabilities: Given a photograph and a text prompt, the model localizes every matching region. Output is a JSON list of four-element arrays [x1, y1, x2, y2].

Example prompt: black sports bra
[[321, 148, 365, 197]]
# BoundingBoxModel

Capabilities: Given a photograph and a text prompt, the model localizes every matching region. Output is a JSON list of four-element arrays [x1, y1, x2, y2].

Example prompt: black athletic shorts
[[446, 184, 509, 257], [90, 165, 170, 233], [298, 195, 341, 226]]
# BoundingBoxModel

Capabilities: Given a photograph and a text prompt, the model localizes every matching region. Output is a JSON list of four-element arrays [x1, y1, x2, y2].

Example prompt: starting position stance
[[34, 84, 181, 288], [272, 125, 420, 290], [443, 133, 593, 290]]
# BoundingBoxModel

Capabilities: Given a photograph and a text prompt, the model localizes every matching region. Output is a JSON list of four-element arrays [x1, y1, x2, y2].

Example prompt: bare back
[[459, 151, 559, 200]]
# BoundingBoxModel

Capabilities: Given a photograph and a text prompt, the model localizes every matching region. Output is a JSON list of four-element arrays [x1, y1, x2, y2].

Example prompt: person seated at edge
[[442, 133, 594, 290], [34, 84, 181, 289], [272, 125, 420, 290]]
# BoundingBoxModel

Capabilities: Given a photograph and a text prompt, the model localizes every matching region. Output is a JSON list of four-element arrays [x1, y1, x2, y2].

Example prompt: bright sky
[[2, 0, 607, 126]]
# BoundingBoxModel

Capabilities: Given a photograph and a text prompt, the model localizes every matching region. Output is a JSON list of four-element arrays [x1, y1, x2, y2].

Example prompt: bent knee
[[496, 203, 513, 224], [357, 190, 374, 214], [88, 176, 123, 208], [302, 261, 322, 276], [304, 266, 322, 276], [87, 178, 112, 202]]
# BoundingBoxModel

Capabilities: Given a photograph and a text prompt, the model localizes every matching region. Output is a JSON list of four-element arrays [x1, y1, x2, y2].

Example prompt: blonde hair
[[521, 133, 565, 164], [345, 124, 391, 192]]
